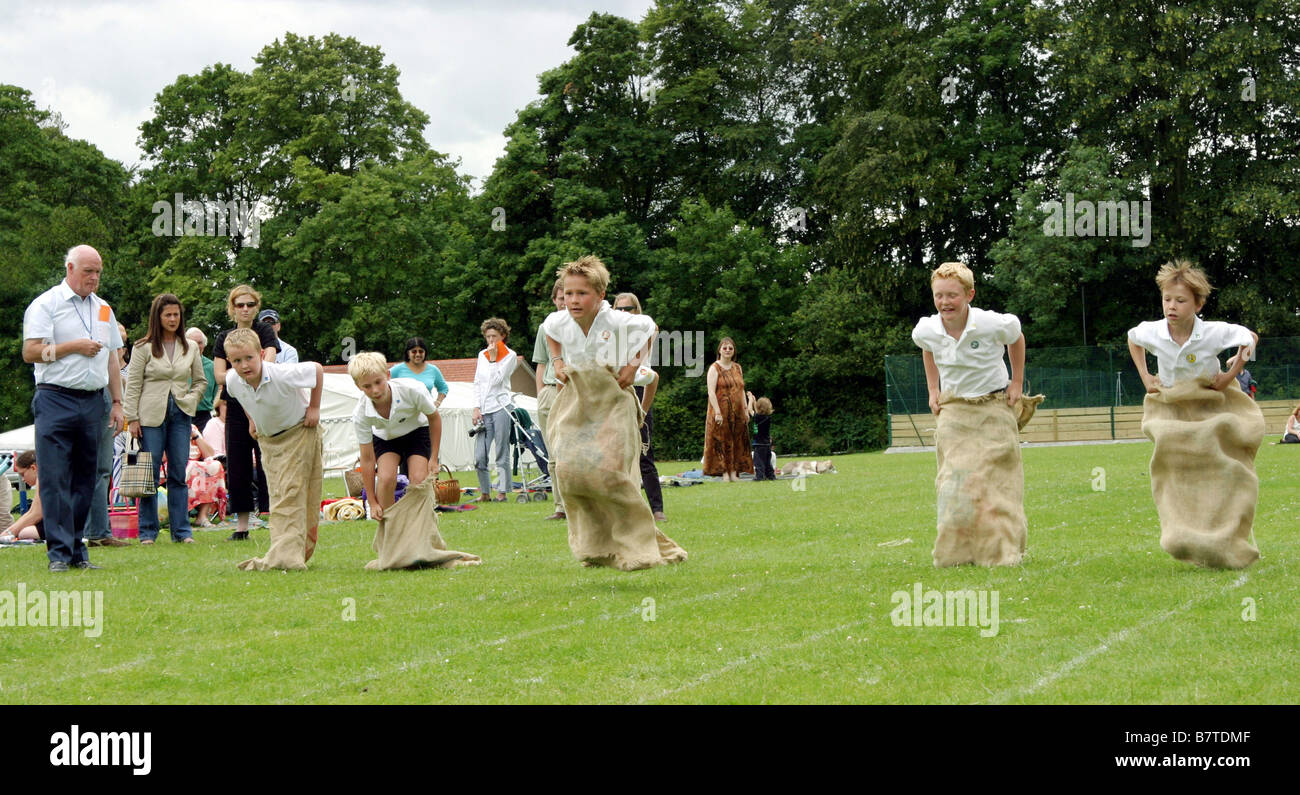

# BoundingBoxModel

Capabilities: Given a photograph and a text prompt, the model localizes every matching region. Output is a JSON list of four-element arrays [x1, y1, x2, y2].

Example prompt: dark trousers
[[225, 396, 270, 514], [753, 442, 774, 480], [638, 403, 664, 513], [33, 386, 102, 565]]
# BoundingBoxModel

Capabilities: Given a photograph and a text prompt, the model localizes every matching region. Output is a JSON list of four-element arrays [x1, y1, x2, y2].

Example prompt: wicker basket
[[344, 469, 364, 499], [434, 465, 460, 505]]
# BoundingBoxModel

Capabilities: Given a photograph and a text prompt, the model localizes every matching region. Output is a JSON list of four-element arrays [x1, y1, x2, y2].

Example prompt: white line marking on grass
[[637, 619, 873, 704], [280, 571, 826, 702], [987, 571, 1254, 704]]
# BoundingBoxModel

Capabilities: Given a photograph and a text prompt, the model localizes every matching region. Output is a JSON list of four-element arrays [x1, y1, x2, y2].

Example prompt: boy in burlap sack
[[912, 261, 1042, 567], [1127, 260, 1262, 569], [349, 352, 480, 569], [223, 329, 324, 571], [541, 256, 687, 571]]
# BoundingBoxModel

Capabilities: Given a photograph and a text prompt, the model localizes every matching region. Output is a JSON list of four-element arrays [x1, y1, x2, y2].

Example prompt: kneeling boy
[[223, 328, 324, 571]]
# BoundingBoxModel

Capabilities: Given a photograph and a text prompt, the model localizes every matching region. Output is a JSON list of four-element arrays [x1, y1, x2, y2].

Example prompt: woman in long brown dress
[[703, 337, 754, 481]]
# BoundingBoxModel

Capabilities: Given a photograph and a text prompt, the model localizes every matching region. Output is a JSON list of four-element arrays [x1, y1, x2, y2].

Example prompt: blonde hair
[[225, 284, 261, 321], [551, 276, 565, 299], [614, 292, 642, 313], [1155, 259, 1211, 304], [931, 261, 974, 291], [557, 255, 610, 295], [223, 328, 261, 356], [755, 396, 773, 415], [347, 351, 389, 383]]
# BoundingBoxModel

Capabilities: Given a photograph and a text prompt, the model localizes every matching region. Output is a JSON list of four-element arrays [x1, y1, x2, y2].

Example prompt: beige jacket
[[124, 339, 207, 426]]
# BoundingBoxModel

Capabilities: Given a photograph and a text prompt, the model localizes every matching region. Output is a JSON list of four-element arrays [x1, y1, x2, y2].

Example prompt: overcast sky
[[0, 0, 657, 189]]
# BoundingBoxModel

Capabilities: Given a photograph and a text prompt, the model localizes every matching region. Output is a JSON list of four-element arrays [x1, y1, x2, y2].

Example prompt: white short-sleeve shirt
[[541, 302, 657, 370], [224, 361, 317, 437], [911, 306, 1022, 398], [22, 280, 125, 391], [1127, 317, 1254, 386], [352, 377, 436, 444]]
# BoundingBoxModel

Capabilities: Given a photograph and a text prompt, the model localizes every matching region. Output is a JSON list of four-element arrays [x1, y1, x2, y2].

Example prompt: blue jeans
[[475, 407, 512, 496], [139, 396, 194, 541], [83, 389, 114, 540]]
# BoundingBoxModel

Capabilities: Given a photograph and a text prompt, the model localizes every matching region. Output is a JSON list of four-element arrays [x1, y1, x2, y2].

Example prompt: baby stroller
[[506, 400, 551, 503]]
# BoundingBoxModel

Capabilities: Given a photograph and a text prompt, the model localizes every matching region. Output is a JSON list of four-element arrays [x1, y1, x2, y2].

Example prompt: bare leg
[[376, 452, 401, 510]]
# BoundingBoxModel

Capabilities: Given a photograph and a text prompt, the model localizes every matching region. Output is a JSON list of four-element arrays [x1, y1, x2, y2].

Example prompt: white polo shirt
[[1127, 317, 1254, 387], [541, 302, 657, 371], [352, 377, 436, 443], [23, 280, 124, 390], [224, 361, 317, 437], [911, 306, 1022, 398]]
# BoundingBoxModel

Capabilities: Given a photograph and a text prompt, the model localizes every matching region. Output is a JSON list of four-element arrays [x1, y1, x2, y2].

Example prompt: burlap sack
[[932, 392, 1044, 567], [1141, 378, 1263, 569], [365, 478, 481, 570], [238, 423, 322, 571], [549, 362, 686, 570]]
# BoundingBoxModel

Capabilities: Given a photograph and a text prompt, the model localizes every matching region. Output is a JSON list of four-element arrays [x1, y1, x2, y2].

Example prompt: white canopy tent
[[1, 375, 540, 477], [320, 374, 538, 474]]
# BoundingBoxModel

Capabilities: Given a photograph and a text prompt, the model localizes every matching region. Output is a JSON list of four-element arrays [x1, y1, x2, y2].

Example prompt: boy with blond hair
[[541, 255, 686, 570], [912, 261, 1041, 567], [222, 328, 324, 571], [348, 351, 441, 520], [1128, 260, 1262, 569]]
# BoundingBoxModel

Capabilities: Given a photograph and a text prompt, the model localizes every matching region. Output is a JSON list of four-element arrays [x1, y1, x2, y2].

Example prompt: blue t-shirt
[[390, 362, 449, 395]]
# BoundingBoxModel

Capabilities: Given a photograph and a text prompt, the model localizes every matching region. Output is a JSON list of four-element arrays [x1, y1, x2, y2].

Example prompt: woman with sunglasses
[[211, 285, 280, 540], [389, 336, 449, 410]]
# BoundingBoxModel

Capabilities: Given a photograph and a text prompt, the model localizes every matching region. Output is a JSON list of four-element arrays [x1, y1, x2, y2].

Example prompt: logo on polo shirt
[[970, 341, 980, 349], [1186, 353, 1196, 364], [600, 330, 611, 342]]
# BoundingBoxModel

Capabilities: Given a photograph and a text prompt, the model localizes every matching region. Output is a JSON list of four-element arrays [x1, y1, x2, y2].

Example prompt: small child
[[541, 255, 686, 570], [1127, 260, 1262, 569], [747, 393, 776, 481], [911, 261, 1039, 567], [347, 352, 441, 520], [222, 328, 324, 571]]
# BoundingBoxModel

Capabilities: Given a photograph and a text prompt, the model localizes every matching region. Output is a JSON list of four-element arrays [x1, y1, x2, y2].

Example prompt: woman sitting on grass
[[186, 424, 227, 527]]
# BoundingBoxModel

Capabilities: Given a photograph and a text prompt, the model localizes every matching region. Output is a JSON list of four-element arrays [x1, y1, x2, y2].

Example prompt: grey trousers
[[475, 407, 512, 496]]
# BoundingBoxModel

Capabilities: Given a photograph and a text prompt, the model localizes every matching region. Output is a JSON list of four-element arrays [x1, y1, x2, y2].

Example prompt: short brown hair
[[15, 450, 36, 469], [557, 255, 610, 295], [1155, 259, 1211, 304], [480, 318, 510, 341]]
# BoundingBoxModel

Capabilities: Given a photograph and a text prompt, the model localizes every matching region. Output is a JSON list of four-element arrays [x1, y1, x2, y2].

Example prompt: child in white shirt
[[911, 261, 1036, 567], [222, 328, 324, 571], [1126, 260, 1262, 569]]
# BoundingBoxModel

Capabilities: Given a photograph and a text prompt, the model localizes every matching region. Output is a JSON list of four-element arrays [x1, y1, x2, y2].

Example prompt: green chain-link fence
[[886, 337, 1300, 443]]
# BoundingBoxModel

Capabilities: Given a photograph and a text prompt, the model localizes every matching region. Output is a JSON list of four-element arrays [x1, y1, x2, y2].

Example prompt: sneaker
[[48, 561, 69, 572], [71, 561, 103, 570]]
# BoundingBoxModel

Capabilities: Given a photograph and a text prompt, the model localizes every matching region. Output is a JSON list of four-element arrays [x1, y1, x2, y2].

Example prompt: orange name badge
[[98, 304, 112, 322]]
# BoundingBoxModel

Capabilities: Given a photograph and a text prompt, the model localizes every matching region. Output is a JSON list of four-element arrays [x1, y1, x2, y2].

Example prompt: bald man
[[22, 245, 126, 570]]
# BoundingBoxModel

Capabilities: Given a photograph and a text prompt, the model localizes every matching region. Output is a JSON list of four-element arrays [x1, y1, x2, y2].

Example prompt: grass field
[[2, 441, 1296, 705]]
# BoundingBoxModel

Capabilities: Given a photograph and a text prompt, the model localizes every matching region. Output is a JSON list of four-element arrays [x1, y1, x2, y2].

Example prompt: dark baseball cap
[[257, 309, 280, 324]]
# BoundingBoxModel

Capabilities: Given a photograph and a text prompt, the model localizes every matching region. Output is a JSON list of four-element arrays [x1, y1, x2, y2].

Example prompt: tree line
[[2, 0, 1297, 458]]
